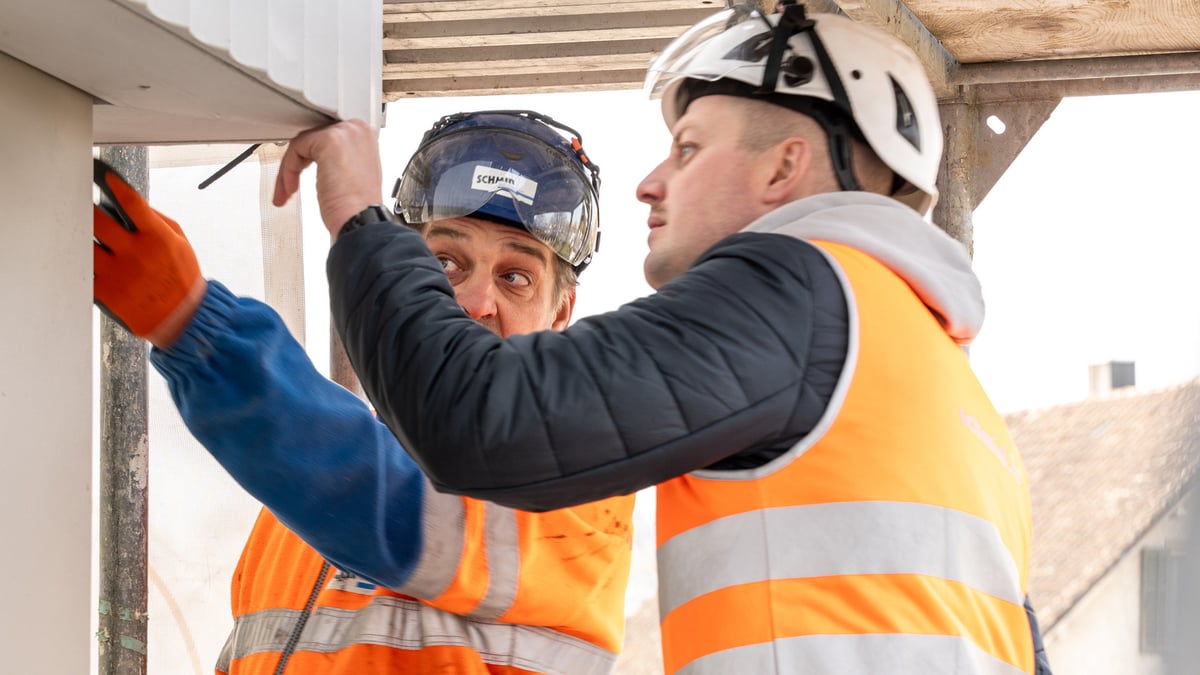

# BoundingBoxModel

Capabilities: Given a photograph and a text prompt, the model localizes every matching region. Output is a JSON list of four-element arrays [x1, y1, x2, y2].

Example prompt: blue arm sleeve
[[150, 280, 423, 588]]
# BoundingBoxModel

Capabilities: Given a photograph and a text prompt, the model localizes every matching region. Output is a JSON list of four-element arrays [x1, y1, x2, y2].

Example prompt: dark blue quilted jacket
[[327, 218, 848, 512]]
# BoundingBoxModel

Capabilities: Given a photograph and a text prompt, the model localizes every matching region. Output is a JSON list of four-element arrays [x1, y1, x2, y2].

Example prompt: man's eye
[[501, 272, 532, 288], [438, 257, 462, 274], [677, 143, 696, 160]]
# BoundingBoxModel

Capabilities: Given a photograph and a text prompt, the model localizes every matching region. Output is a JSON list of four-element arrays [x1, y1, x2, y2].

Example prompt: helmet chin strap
[[758, 1, 862, 193], [805, 106, 861, 194]]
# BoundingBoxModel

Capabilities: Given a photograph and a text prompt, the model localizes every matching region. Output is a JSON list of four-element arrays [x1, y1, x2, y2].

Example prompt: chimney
[[1089, 360, 1136, 397]]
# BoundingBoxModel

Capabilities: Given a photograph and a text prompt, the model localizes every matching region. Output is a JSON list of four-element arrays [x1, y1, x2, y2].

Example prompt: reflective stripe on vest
[[224, 482, 634, 673], [656, 240, 1034, 674], [475, 498, 521, 619], [399, 478, 633, 649], [396, 479, 466, 599], [658, 500, 1022, 617], [397, 479, 523, 619], [215, 595, 617, 675], [677, 634, 1028, 675]]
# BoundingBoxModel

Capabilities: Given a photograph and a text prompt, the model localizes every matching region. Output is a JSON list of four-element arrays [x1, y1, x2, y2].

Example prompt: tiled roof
[[1008, 378, 1200, 629]]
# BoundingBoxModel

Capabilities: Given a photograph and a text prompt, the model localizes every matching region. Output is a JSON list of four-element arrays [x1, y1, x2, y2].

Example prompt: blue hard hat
[[392, 110, 602, 273]]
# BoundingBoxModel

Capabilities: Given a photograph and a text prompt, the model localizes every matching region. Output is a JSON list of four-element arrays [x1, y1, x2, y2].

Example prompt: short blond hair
[[730, 97, 895, 196]]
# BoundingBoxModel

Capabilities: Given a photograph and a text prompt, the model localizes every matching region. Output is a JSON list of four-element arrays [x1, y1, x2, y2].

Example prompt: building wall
[[1044, 501, 1190, 675], [0, 51, 93, 672], [1167, 489, 1200, 674]]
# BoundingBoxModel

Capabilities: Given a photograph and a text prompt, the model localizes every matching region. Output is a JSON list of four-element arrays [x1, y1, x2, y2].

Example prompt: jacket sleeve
[[327, 224, 847, 512], [149, 280, 424, 588]]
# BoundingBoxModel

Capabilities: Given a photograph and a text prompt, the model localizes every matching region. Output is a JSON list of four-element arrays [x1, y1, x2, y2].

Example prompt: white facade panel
[[189, 0, 231, 51], [338, 0, 383, 125], [0, 51, 94, 675], [267, 0, 305, 92], [304, 0, 341, 112], [118, 0, 380, 130], [146, 0, 189, 27], [227, 0, 270, 74]]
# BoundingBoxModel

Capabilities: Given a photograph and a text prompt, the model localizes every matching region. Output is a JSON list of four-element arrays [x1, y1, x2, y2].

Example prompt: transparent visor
[[644, 3, 774, 99], [395, 130, 598, 268]]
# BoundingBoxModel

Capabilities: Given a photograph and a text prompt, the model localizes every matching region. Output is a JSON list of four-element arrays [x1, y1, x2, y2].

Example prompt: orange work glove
[[93, 158, 204, 345]]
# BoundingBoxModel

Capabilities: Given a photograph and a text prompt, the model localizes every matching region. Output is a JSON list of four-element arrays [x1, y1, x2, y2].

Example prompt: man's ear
[[552, 285, 576, 331], [762, 137, 812, 204]]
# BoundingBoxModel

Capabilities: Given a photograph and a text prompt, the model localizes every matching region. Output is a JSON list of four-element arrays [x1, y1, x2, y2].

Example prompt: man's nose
[[456, 275, 499, 322], [636, 160, 668, 204]]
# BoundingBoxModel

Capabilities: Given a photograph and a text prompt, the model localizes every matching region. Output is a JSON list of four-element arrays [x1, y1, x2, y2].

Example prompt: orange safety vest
[[217, 480, 634, 675], [656, 241, 1035, 675]]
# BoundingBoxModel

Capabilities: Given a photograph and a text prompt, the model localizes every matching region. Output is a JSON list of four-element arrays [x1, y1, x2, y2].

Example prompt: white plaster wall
[[0, 51, 93, 673], [1044, 503, 1189, 675]]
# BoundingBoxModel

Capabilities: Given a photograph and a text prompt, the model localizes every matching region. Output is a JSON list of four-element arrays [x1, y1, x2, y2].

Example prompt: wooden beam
[[386, 1, 719, 38], [386, 0, 699, 11], [954, 52, 1200, 85], [384, 24, 687, 66], [968, 72, 1200, 103], [386, 0, 717, 21], [384, 52, 652, 96], [385, 80, 640, 100], [828, 0, 960, 97], [384, 25, 690, 51], [911, 0, 1200, 65], [384, 52, 654, 79]]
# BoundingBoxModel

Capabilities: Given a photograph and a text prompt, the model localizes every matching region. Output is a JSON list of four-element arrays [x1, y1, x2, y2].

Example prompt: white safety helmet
[[644, 1, 942, 214]]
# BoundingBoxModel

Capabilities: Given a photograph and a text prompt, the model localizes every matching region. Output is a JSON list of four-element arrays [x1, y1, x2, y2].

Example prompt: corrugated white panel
[[229, 0, 269, 75], [146, 0, 189, 27], [267, 0, 304, 92], [338, 0, 382, 125], [304, 0, 340, 112], [120, 0, 380, 127], [189, 1, 230, 50]]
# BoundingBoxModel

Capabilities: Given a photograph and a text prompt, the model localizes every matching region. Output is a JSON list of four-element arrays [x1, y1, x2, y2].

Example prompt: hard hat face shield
[[644, 3, 775, 105], [394, 112, 601, 271]]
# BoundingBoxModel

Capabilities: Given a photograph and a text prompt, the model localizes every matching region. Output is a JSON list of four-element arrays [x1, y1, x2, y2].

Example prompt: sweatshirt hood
[[743, 192, 985, 344]]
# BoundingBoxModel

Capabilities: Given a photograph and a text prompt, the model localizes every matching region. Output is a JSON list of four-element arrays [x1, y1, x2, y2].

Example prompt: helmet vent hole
[[889, 74, 921, 150], [851, 69, 863, 80]]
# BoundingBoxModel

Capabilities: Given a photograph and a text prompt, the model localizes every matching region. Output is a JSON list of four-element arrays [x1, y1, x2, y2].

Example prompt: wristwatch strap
[[339, 204, 394, 238]]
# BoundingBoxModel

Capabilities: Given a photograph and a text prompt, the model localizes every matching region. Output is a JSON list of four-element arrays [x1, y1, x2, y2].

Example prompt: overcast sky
[[970, 90, 1200, 411]]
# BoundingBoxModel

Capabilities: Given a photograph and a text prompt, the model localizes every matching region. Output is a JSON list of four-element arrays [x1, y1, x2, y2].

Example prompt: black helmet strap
[[747, 1, 861, 193], [758, 1, 813, 97]]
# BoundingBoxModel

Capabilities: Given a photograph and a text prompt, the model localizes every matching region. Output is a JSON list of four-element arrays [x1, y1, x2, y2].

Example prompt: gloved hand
[[93, 158, 205, 348]]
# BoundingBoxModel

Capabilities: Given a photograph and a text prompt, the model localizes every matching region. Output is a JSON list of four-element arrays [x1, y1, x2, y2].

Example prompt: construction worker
[[274, 3, 1054, 674], [93, 110, 634, 675]]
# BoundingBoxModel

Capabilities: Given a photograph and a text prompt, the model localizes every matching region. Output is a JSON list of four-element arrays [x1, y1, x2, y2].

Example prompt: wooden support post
[[97, 146, 150, 675], [934, 101, 977, 256], [934, 91, 1060, 255]]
